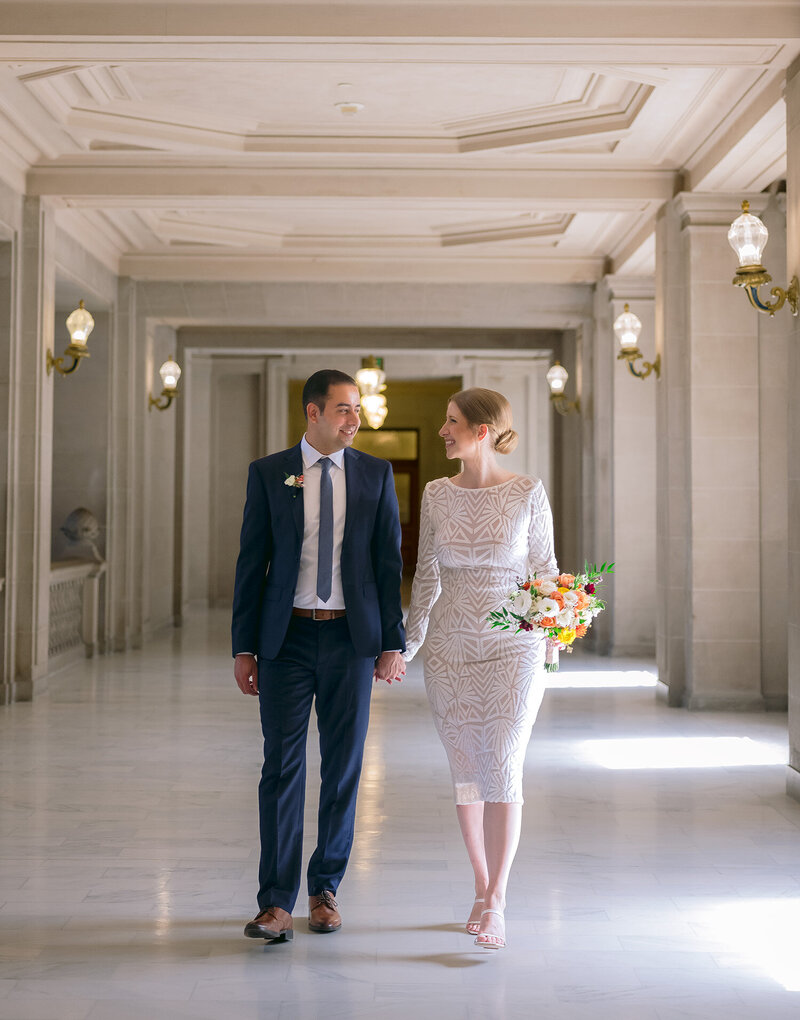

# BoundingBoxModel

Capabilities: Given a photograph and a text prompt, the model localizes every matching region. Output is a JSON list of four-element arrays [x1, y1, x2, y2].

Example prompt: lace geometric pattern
[[404, 475, 558, 804]]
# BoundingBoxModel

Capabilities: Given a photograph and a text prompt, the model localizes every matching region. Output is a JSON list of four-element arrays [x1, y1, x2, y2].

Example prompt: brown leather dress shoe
[[308, 891, 342, 933], [244, 906, 294, 941]]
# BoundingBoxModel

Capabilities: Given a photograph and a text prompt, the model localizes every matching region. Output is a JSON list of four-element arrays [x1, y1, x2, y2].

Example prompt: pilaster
[[601, 275, 657, 658], [656, 193, 766, 710], [785, 56, 800, 795], [106, 276, 138, 652], [5, 197, 55, 700]]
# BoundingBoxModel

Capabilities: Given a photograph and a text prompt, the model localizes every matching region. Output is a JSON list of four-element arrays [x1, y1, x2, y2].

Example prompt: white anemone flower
[[535, 597, 560, 618], [556, 608, 574, 627], [510, 589, 532, 616]]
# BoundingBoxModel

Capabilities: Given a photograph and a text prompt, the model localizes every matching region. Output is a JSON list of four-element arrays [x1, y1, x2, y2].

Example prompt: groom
[[232, 369, 406, 942]]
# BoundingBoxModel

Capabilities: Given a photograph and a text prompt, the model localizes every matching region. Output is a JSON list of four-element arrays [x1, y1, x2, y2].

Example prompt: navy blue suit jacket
[[231, 443, 406, 660]]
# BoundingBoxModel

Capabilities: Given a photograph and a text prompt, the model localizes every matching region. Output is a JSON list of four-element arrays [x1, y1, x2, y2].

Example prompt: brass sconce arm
[[732, 268, 799, 318], [549, 393, 580, 417], [46, 345, 90, 376], [616, 347, 661, 380], [148, 389, 178, 412]]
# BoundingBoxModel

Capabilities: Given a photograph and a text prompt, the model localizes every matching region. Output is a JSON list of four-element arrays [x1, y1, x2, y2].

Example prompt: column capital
[[602, 274, 655, 303], [671, 191, 770, 229]]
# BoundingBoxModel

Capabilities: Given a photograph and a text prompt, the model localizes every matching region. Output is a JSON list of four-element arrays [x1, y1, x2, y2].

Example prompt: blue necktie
[[316, 457, 333, 603]]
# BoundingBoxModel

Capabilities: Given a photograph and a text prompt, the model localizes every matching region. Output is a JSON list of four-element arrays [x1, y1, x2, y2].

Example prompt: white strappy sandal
[[465, 897, 485, 935], [474, 908, 506, 950]]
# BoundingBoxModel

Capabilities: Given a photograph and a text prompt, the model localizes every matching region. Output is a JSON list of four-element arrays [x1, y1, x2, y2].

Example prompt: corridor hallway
[[1, 611, 799, 1020]]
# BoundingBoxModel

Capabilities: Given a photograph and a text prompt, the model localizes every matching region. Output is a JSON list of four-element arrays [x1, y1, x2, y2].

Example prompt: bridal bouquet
[[486, 563, 614, 671]]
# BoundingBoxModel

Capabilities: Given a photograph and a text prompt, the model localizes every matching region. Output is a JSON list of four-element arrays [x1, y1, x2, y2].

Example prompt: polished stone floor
[[2, 611, 800, 1019]]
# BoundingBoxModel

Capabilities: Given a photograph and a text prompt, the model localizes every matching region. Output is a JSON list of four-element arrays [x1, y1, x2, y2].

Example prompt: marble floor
[[2, 611, 800, 1019]]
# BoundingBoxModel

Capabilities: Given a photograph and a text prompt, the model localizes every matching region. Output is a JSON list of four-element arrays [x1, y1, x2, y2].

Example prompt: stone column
[[179, 351, 213, 616], [655, 193, 765, 709], [757, 195, 790, 711], [106, 276, 138, 652], [0, 240, 12, 697], [597, 275, 657, 658], [143, 324, 177, 635], [5, 197, 56, 700], [588, 287, 614, 655], [785, 57, 800, 797]]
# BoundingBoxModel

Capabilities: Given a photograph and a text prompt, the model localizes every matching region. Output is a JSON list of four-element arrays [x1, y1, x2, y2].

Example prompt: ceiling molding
[[456, 84, 653, 153], [608, 215, 658, 275], [0, 41, 790, 67], [438, 214, 574, 246], [29, 164, 679, 204], [119, 251, 607, 285], [686, 74, 787, 190], [155, 215, 285, 248], [0, 69, 77, 161], [55, 209, 123, 273], [0, 4, 798, 43], [1, 16, 797, 289], [25, 70, 653, 156]]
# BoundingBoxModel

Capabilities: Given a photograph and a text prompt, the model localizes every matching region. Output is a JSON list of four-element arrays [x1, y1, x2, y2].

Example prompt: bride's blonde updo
[[450, 387, 519, 455]]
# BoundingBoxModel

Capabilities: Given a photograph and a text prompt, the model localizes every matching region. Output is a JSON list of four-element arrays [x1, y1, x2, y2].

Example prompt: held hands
[[234, 654, 259, 696], [374, 650, 405, 684]]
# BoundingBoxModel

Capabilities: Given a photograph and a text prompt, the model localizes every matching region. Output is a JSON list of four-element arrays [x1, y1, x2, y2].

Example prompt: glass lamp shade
[[728, 200, 769, 268], [355, 358, 386, 395], [158, 356, 181, 392], [361, 392, 388, 429], [613, 304, 642, 352], [66, 300, 94, 347], [546, 362, 568, 396]]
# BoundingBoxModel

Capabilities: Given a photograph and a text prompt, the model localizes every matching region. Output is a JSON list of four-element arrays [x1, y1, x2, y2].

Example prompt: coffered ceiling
[[0, 2, 798, 284]]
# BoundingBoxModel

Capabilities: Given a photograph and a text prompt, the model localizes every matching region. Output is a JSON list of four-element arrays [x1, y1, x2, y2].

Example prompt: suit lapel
[[343, 447, 363, 547], [281, 445, 304, 540]]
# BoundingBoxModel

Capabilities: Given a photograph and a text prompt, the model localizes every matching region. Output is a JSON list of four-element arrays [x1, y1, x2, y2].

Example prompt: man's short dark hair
[[302, 369, 357, 419]]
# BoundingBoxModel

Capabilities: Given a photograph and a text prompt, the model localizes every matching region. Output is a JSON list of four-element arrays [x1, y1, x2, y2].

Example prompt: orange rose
[[576, 592, 590, 610], [575, 624, 588, 638], [532, 578, 544, 589], [551, 592, 565, 610], [558, 574, 576, 588], [539, 616, 556, 627]]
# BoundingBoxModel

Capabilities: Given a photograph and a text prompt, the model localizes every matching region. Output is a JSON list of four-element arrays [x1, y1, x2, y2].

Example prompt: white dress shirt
[[293, 435, 347, 610]]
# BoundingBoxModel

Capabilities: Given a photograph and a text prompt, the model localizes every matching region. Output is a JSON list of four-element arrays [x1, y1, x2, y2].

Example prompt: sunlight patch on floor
[[546, 668, 658, 690], [702, 899, 800, 991], [577, 736, 787, 770]]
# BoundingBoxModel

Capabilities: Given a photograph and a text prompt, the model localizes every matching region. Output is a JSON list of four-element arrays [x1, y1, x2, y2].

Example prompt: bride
[[403, 387, 557, 950]]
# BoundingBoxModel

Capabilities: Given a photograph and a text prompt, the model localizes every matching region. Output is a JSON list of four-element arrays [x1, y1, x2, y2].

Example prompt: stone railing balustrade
[[49, 560, 106, 660]]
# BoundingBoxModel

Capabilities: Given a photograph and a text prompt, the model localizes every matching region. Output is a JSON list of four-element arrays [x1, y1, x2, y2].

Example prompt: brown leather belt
[[292, 608, 347, 621]]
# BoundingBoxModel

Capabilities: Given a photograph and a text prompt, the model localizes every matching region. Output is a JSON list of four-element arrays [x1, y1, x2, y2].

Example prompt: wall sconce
[[614, 304, 660, 379], [728, 200, 798, 317], [546, 361, 580, 416], [148, 355, 181, 411], [46, 300, 94, 376], [355, 355, 388, 429]]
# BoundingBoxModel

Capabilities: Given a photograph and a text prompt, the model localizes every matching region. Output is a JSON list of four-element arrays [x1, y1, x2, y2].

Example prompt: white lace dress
[[404, 475, 558, 804]]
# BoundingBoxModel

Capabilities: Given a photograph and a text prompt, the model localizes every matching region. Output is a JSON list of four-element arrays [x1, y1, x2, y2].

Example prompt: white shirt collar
[[301, 435, 346, 471]]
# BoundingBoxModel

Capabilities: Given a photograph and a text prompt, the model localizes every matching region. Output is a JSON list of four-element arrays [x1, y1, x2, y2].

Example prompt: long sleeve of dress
[[527, 481, 558, 578], [403, 486, 441, 661]]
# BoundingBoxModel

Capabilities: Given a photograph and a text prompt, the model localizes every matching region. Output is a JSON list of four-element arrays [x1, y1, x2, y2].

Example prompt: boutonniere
[[284, 473, 304, 497]]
